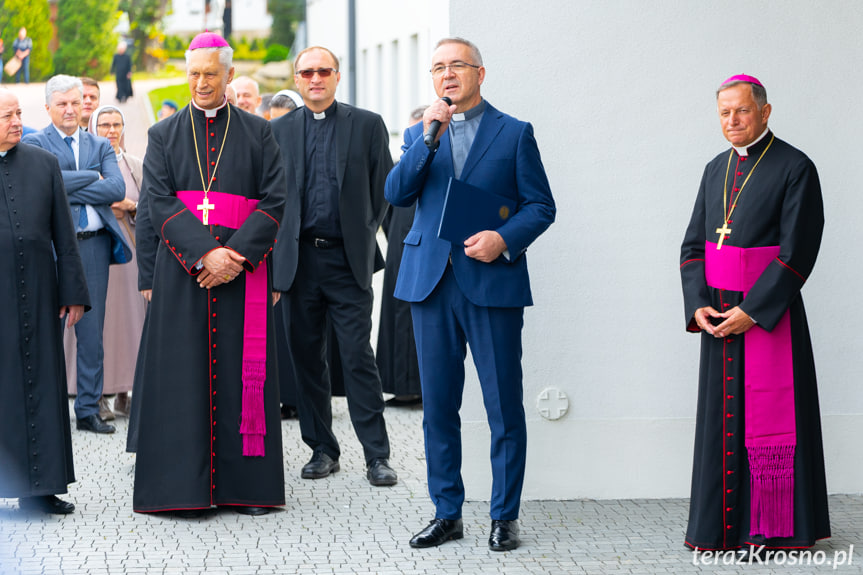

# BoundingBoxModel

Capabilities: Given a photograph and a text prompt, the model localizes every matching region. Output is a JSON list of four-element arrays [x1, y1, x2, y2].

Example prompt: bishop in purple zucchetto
[[720, 73, 763, 88], [188, 31, 230, 51]]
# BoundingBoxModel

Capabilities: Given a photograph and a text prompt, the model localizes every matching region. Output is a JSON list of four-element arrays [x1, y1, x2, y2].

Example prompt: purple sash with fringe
[[178, 190, 268, 457], [704, 241, 795, 539]]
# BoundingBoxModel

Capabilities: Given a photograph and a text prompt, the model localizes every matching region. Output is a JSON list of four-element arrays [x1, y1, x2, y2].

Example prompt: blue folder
[[437, 177, 517, 244]]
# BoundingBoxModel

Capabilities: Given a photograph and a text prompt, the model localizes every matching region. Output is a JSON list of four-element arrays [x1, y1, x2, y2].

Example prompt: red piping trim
[[775, 258, 806, 282], [680, 258, 704, 268], [207, 293, 214, 506], [256, 209, 280, 228], [721, 288, 728, 549]]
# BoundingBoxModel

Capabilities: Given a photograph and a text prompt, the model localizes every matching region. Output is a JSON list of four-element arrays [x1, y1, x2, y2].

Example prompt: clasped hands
[[197, 247, 246, 289], [694, 305, 755, 338]]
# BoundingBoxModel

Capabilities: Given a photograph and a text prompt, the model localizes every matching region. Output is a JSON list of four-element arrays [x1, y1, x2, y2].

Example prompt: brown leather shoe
[[99, 396, 115, 421], [113, 392, 130, 417]]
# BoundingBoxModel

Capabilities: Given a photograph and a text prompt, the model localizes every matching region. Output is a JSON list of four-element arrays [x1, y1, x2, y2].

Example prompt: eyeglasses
[[96, 123, 123, 131], [296, 68, 337, 79], [430, 61, 481, 78]]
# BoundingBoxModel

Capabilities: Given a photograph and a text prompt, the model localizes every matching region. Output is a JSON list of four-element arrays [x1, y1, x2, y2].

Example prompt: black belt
[[77, 228, 108, 240], [301, 236, 343, 249]]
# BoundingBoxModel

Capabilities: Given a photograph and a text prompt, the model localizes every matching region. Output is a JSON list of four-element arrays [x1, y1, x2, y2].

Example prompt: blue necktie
[[65, 136, 87, 228]]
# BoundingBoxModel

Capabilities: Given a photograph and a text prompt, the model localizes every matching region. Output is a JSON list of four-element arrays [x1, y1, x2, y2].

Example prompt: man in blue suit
[[23, 75, 130, 434], [385, 38, 556, 551]]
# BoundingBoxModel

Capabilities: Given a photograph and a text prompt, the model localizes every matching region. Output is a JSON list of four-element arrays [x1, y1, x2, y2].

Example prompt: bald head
[[232, 76, 262, 115], [0, 89, 24, 152]]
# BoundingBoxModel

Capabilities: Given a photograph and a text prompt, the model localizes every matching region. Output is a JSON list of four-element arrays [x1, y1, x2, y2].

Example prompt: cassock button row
[[727, 451, 733, 456], [726, 489, 732, 493], [211, 147, 216, 152], [726, 414, 733, 418], [210, 133, 215, 137], [727, 471, 733, 475]]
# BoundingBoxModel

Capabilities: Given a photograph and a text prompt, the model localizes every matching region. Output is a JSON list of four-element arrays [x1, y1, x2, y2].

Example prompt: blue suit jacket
[[384, 102, 555, 308], [23, 126, 131, 264]]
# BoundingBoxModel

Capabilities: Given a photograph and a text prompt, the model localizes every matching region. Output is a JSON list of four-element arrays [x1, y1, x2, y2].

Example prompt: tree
[[0, 0, 55, 81], [267, 0, 304, 49], [54, 0, 119, 78], [118, 0, 170, 72]]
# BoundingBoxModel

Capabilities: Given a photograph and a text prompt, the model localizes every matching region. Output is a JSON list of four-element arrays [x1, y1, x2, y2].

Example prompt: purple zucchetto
[[188, 31, 230, 51], [721, 74, 763, 88]]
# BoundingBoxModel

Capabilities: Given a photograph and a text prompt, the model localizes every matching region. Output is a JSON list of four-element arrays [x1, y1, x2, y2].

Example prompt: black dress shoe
[[301, 452, 340, 479], [280, 404, 298, 420], [385, 395, 422, 407], [174, 509, 204, 519], [19, 495, 75, 515], [488, 519, 520, 551], [76, 414, 115, 434], [410, 518, 464, 548], [234, 506, 270, 516], [367, 458, 398, 486]]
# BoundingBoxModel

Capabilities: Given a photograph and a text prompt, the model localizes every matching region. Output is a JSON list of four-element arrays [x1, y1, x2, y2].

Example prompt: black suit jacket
[[271, 103, 393, 291]]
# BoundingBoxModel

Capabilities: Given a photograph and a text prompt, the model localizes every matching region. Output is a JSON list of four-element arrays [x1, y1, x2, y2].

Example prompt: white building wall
[[165, 0, 272, 36], [304, 0, 448, 149], [306, 0, 863, 500]]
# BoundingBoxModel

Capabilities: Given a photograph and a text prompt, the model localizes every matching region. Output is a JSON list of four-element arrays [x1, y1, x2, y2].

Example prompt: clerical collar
[[306, 100, 337, 120], [733, 127, 770, 157], [192, 96, 228, 118], [451, 100, 486, 122], [0, 150, 6, 157]]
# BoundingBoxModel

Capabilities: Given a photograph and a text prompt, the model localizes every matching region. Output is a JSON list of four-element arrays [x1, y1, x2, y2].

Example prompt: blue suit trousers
[[71, 233, 111, 419], [411, 264, 527, 521]]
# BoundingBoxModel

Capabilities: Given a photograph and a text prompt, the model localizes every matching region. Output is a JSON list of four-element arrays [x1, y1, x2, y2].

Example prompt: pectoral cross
[[715, 222, 731, 249], [197, 195, 215, 225]]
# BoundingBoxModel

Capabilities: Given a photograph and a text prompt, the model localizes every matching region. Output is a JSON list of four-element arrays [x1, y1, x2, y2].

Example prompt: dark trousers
[[285, 242, 390, 464], [411, 265, 527, 521], [71, 233, 111, 419]]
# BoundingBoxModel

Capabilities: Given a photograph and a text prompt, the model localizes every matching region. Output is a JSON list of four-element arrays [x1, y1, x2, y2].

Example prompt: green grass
[[148, 82, 191, 122]]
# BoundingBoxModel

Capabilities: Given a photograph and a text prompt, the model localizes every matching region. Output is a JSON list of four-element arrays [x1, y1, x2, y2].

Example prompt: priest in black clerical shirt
[[680, 74, 829, 551], [271, 45, 398, 488]]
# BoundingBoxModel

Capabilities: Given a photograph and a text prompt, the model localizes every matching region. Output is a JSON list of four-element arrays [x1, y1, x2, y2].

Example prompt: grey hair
[[434, 37, 483, 67], [185, 46, 234, 70], [717, 80, 768, 109], [270, 94, 298, 112], [410, 105, 428, 123], [45, 75, 83, 105]]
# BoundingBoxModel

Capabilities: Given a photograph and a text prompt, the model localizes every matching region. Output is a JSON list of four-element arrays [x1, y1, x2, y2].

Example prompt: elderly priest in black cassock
[[132, 32, 287, 517], [680, 75, 829, 551], [0, 88, 89, 514]]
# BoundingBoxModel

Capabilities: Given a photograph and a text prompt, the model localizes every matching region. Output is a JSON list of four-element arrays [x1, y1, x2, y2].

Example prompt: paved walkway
[[2, 79, 862, 575], [0, 402, 861, 575]]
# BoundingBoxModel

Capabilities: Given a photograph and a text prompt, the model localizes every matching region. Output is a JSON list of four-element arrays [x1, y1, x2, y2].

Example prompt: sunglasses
[[296, 68, 338, 79]]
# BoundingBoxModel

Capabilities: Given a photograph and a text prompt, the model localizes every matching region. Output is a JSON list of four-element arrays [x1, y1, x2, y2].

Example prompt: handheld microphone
[[423, 97, 453, 148]]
